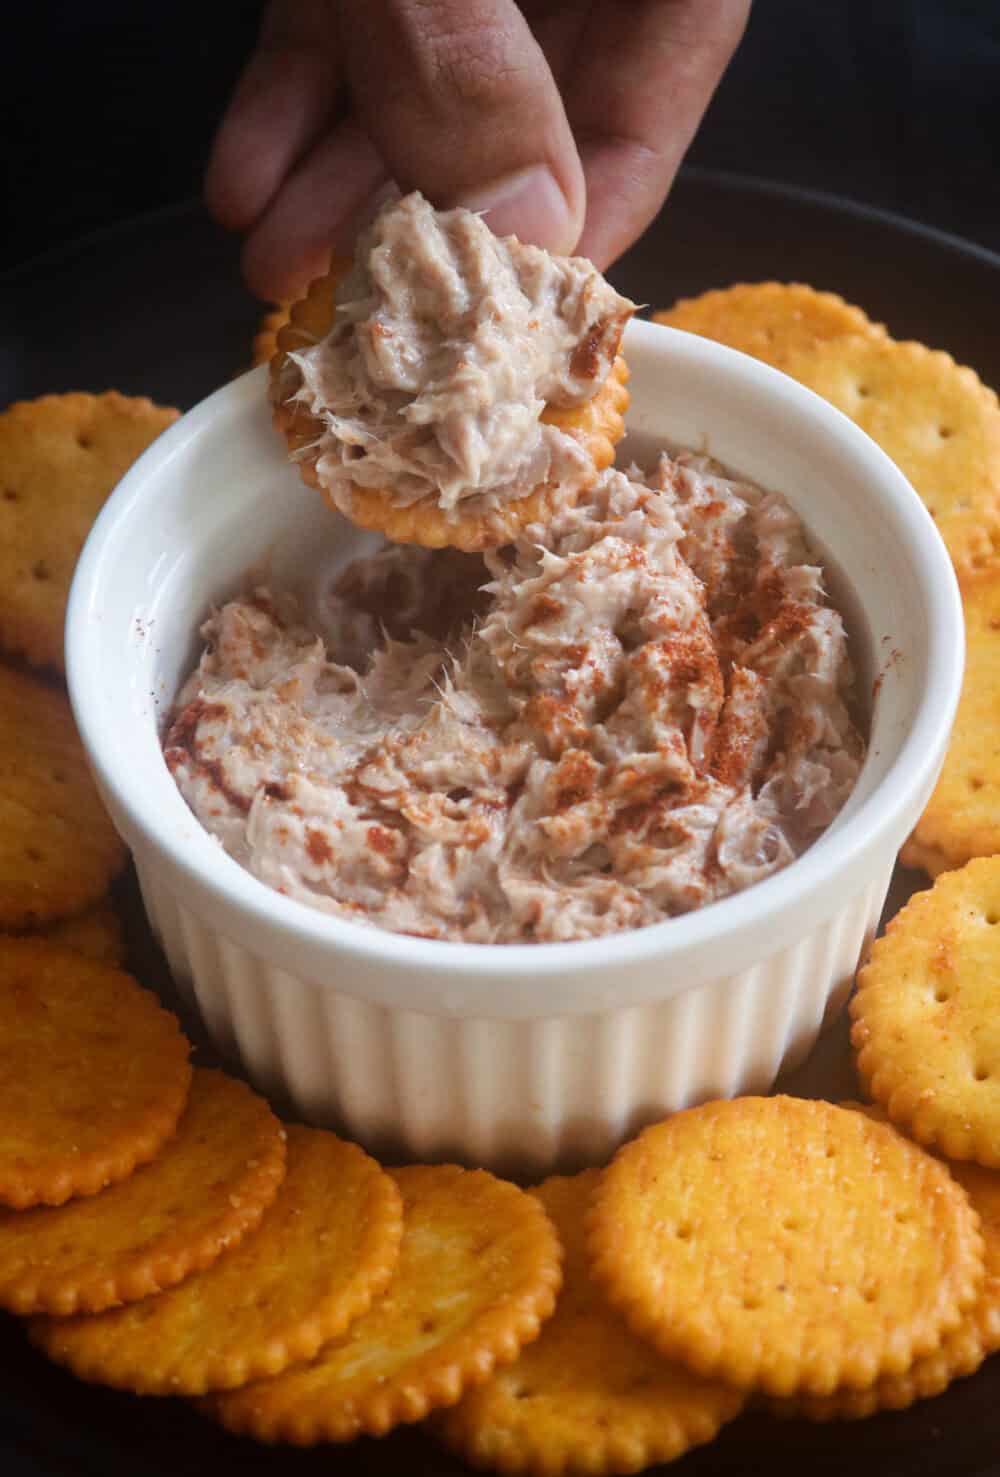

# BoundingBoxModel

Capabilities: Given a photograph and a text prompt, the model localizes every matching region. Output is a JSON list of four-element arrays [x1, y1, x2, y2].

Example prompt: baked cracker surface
[[434, 1170, 744, 1475], [0, 663, 127, 928], [0, 937, 191, 1209], [0, 1069, 286, 1316], [201, 1163, 563, 1443], [902, 567, 1000, 875], [769, 1104, 1000, 1420], [0, 392, 178, 672], [851, 858, 1000, 1166], [585, 1096, 983, 1398], [29, 1125, 402, 1396]]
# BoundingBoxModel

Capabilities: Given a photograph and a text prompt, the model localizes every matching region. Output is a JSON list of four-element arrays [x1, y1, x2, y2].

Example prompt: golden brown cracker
[[899, 834, 957, 879], [0, 1069, 286, 1316], [851, 858, 1000, 1165], [270, 269, 630, 551], [653, 282, 886, 369], [201, 1163, 563, 1443], [0, 937, 191, 1209], [768, 1324, 986, 1423], [434, 1171, 744, 1475], [769, 1105, 1000, 1420], [0, 392, 179, 671], [30, 1125, 402, 1396], [775, 335, 1000, 571], [902, 568, 1000, 876], [32, 898, 125, 967], [251, 304, 292, 368], [586, 1096, 983, 1398], [0, 663, 127, 928]]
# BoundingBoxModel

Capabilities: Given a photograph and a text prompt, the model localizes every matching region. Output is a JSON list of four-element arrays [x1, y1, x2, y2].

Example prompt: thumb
[[339, 0, 585, 254]]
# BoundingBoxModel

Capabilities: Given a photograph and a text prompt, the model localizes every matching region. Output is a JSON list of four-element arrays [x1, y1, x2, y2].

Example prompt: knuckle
[[408, 2, 531, 115]]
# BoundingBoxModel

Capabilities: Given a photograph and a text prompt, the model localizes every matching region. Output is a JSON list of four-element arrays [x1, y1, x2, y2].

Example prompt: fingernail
[[458, 166, 578, 254]]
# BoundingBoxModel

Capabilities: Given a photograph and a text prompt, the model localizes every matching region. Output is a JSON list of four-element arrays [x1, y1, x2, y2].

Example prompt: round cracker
[[0, 1069, 286, 1316], [29, 1125, 402, 1396], [270, 269, 630, 551], [902, 568, 1000, 876], [434, 1170, 744, 1475], [0, 937, 191, 1209], [0, 664, 127, 928], [769, 1105, 1000, 1421], [774, 334, 1000, 572], [251, 303, 292, 368], [201, 1163, 563, 1443], [586, 1096, 983, 1398], [652, 281, 886, 369], [0, 392, 179, 671], [851, 858, 1000, 1166]]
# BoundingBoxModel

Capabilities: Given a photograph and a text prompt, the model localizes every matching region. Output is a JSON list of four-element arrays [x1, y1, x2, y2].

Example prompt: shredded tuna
[[285, 192, 634, 516], [166, 454, 866, 943]]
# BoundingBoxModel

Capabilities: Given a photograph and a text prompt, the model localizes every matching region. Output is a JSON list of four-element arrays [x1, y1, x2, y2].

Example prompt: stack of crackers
[[3, 922, 1000, 1471], [0, 391, 181, 963]]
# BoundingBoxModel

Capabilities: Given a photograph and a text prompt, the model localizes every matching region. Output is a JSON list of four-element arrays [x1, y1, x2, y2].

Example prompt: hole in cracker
[[741, 1296, 762, 1311], [77, 433, 93, 450], [420, 1317, 437, 1335], [825, 1145, 836, 1159], [938, 426, 953, 440], [31, 560, 50, 582], [856, 384, 871, 399], [782, 1217, 803, 1232], [934, 986, 952, 1003], [862, 1286, 879, 1303], [974, 1065, 991, 1082], [513, 1386, 535, 1400], [25, 846, 42, 863], [894, 1210, 911, 1225], [2, 488, 18, 502], [987, 911, 1000, 925], [674, 1224, 693, 1240]]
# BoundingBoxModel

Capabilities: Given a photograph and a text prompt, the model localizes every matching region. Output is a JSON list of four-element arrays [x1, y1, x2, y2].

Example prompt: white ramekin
[[65, 320, 963, 1173]]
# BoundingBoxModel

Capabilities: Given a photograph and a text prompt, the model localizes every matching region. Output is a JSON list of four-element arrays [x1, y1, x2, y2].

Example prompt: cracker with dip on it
[[270, 192, 632, 551]]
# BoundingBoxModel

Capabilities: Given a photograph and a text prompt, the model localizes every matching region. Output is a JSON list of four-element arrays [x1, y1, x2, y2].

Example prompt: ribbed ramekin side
[[131, 862, 893, 1173]]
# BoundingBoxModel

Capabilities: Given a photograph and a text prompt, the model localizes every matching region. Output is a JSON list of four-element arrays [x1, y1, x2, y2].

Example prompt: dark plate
[[2, 170, 999, 1477]]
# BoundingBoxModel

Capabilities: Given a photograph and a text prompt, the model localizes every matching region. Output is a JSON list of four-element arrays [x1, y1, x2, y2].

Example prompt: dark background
[[1, 0, 998, 281]]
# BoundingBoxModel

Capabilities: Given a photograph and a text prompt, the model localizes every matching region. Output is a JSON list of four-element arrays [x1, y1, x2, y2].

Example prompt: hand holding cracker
[[206, 0, 750, 301]]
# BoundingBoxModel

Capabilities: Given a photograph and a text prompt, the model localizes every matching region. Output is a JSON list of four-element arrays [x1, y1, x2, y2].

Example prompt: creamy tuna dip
[[165, 454, 866, 944], [279, 191, 634, 515]]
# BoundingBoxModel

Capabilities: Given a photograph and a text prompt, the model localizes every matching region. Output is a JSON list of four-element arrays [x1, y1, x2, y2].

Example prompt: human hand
[[206, 0, 750, 301]]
